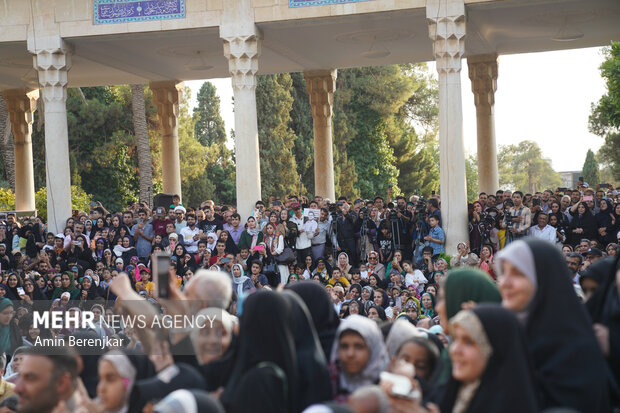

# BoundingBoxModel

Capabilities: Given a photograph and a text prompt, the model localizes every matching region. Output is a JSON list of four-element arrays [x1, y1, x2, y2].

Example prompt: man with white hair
[[184, 269, 233, 310]]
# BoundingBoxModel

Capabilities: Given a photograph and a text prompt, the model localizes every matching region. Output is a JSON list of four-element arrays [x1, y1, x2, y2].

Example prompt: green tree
[[289, 73, 315, 195], [189, 82, 236, 205], [581, 149, 600, 186], [498, 140, 562, 193], [333, 67, 408, 198], [34, 186, 93, 221], [176, 87, 209, 207], [465, 155, 479, 202], [590, 42, 620, 182], [0, 95, 15, 190], [256, 74, 300, 199], [193, 82, 227, 146], [29, 86, 150, 210]]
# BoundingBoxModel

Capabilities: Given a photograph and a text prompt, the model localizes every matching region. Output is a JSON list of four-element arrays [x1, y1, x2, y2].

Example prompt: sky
[[186, 46, 608, 173]]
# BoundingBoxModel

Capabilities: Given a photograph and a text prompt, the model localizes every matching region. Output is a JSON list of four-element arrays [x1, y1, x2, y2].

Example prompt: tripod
[[360, 214, 369, 263], [390, 216, 403, 252]]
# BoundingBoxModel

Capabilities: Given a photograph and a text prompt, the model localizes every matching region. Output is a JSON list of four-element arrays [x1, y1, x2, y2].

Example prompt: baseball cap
[[586, 248, 603, 257], [156, 207, 166, 217], [55, 233, 65, 239]]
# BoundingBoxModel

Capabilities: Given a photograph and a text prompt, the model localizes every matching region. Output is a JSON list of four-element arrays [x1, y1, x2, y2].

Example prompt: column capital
[[305, 70, 337, 127], [28, 37, 72, 104], [468, 54, 498, 114], [222, 28, 261, 92], [150, 81, 183, 137], [1, 89, 39, 144], [426, 0, 466, 74]]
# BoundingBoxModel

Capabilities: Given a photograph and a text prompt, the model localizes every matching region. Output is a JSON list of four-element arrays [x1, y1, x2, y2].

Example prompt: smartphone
[[17, 287, 25, 296], [254, 245, 264, 252], [152, 252, 171, 299], [583, 195, 593, 201], [220, 258, 231, 264], [273, 201, 281, 206], [380, 372, 420, 400], [600, 183, 607, 187], [89, 201, 97, 207], [432, 190, 436, 195]]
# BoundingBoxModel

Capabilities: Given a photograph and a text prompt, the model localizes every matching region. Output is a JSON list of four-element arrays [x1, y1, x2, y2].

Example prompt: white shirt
[[290, 214, 312, 250], [405, 270, 427, 289], [180, 225, 200, 253], [528, 224, 557, 243]]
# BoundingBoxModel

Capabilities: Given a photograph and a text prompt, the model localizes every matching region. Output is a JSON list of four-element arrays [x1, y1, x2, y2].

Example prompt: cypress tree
[[582, 149, 600, 186], [256, 74, 300, 199]]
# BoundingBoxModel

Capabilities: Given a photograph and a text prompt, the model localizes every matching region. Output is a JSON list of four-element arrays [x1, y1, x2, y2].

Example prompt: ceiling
[[0, 0, 618, 90]]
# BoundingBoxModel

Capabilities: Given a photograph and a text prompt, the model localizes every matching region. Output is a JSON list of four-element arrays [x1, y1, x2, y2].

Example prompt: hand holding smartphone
[[152, 252, 171, 299]]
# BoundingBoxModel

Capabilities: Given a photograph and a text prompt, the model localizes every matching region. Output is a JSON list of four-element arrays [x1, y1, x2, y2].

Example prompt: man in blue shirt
[[132, 208, 154, 260], [249, 260, 269, 289], [424, 215, 445, 257]]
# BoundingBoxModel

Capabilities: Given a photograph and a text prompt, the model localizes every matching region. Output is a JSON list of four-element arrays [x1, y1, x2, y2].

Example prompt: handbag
[[275, 247, 296, 264]]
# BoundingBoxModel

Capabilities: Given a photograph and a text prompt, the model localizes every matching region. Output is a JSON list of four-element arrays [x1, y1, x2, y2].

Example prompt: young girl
[[97, 350, 155, 413], [403, 260, 427, 290]]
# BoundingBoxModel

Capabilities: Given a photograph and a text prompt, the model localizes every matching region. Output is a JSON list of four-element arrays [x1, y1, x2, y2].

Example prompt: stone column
[[150, 81, 183, 199], [221, 30, 262, 218], [28, 37, 72, 234], [427, 0, 468, 255], [1, 89, 38, 212], [468, 54, 499, 195], [305, 70, 337, 201]]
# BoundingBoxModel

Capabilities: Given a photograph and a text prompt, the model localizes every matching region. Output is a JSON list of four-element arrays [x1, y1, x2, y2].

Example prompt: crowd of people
[[0, 183, 618, 413]]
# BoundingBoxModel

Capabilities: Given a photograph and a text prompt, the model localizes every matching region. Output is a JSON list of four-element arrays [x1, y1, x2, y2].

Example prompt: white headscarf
[[206, 233, 218, 252], [385, 319, 427, 359], [100, 351, 137, 413], [153, 389, 198, 413], [330, 315, 389, 394], [232, 263, 249, 297], [495, 240, 537, 290]]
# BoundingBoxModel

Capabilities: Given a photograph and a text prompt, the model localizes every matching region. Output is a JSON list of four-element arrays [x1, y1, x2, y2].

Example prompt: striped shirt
[[506, 205, 532, 235]]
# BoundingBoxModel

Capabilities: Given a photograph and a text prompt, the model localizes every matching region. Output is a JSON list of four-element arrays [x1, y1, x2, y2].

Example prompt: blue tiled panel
[[289, 0, 371, 7], [94, 0, 185, 24]]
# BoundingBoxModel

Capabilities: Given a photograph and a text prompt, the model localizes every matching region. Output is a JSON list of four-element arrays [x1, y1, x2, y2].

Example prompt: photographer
[[355, 205, 378, 263], [391, 196, 413, 260], [501, 191, 531, 245], [426, 198, 442, 227], [334, 199, 359, 267]]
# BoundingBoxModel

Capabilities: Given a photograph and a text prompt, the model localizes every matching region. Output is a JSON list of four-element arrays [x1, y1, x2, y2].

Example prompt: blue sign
[[94, 0, 185, 24], [290, 0, 371, 7]]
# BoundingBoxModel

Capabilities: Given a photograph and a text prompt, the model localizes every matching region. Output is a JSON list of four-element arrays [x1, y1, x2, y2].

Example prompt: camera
[[359, 206, 369, 220]]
